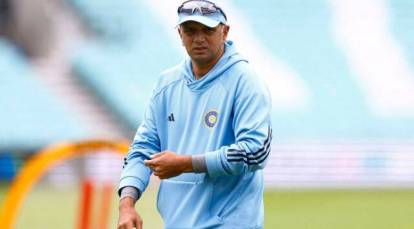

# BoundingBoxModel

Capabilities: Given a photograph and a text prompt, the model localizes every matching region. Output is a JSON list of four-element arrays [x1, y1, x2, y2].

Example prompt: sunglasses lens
[[183, 1, 215, 10], [178, 0, 228, 23], [179, 1, 222, 16]]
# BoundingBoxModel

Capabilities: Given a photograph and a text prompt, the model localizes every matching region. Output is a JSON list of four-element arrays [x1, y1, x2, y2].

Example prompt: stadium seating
[[0, 0, 412, 188], [0, 38, 89, 150], [233, 0, 414, 139], [69, 0, 183, 127], [68, 0, 414, 139], [68, 0, 140, 43], [390, 0, 414, 66]]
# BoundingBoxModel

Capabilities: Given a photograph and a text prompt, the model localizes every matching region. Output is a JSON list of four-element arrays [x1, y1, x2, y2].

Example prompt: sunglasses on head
[[178, 0, 227, 20]]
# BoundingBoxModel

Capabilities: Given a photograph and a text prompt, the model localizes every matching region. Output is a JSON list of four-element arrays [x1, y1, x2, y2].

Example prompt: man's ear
[[222, 25, 230, 41], [178, 27, 184, 45]]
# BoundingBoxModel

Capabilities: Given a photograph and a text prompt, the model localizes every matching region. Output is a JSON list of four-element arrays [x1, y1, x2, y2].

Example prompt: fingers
[[144, 152, 165, 166], [117, 221, 133, 229], [134, 217, 143, 229], [118, 220, 142, 229], [151, 152, 165, 159], [117, 211, 142, 229], [144, 159, 153, 166], [144, 161, 157, 178], [144, 158, 158, 167], [154, 171, 170, 179]]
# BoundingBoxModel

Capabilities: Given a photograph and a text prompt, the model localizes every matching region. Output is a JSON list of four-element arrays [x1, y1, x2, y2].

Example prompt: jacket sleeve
[[118, 99, 160, 194], [205, 73, 272, 177]]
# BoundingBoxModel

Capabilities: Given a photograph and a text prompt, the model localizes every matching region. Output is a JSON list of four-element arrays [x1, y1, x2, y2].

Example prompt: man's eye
[[204, 28, 215, 34], [185, 29, 195, 35]]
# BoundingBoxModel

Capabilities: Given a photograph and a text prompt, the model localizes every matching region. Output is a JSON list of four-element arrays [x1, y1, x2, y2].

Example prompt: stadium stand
[[6, 0, 407, 187], [68, 0, 140, 43], [68, 0, 414, 139], [0, 38, 89, 151], [233, 0, 414, 140], [231, 0, 414, 187], [390, 0, 414, 67], [69, 0, 183, 127]]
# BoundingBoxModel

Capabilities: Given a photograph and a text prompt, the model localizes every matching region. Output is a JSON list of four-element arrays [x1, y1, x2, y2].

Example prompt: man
[[117, 0, 272, 228]]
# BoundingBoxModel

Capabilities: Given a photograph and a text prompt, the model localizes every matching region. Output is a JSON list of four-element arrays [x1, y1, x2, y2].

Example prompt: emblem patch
[[204, 110, 218, 128]]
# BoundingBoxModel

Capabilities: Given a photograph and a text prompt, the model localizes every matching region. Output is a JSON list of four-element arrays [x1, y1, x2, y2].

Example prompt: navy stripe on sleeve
[[227, 126, 272, 165]]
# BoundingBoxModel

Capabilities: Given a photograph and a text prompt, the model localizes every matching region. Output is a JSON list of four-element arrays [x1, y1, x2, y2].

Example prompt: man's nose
[[193, 32, 206, 43]]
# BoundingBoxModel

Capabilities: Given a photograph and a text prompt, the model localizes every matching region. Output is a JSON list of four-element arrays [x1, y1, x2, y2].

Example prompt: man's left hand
[[144, 151, 193, 179]]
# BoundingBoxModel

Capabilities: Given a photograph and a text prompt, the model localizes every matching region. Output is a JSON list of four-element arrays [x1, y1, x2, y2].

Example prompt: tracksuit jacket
[[119, 41, 272, 229]]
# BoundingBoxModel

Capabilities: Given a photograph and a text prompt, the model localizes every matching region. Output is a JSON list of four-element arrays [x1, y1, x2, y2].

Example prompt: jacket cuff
[[205, 150, 226, 177], [120, 186, 141, 202], [192, 155, 207, 173], [118, 176, 146, 196]]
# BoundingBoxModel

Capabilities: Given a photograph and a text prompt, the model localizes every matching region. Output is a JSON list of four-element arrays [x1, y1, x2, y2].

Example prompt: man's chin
[[190, 55, 211, 64]]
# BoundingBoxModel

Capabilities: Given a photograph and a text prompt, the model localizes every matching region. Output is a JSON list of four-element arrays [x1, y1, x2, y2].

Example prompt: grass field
[[1, 183, 414, 229]]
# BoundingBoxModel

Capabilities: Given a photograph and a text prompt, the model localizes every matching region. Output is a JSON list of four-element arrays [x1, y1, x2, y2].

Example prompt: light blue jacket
[[119, 41, 272, 229]]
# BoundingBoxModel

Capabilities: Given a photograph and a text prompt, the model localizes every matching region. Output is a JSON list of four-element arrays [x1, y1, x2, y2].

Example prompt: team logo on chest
[[204, 110, 219, 128]]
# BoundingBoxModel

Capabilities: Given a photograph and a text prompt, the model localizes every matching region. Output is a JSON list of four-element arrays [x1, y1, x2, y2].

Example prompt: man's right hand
[[117, 197, 143, 229]]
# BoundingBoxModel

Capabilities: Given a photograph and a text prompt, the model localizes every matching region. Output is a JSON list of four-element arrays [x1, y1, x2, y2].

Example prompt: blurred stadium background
[[0, 0, 413, 228]]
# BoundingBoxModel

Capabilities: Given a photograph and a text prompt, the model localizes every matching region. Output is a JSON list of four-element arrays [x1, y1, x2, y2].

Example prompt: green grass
[[1, 183, 414, 229], [264, 189, 414, 229]]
